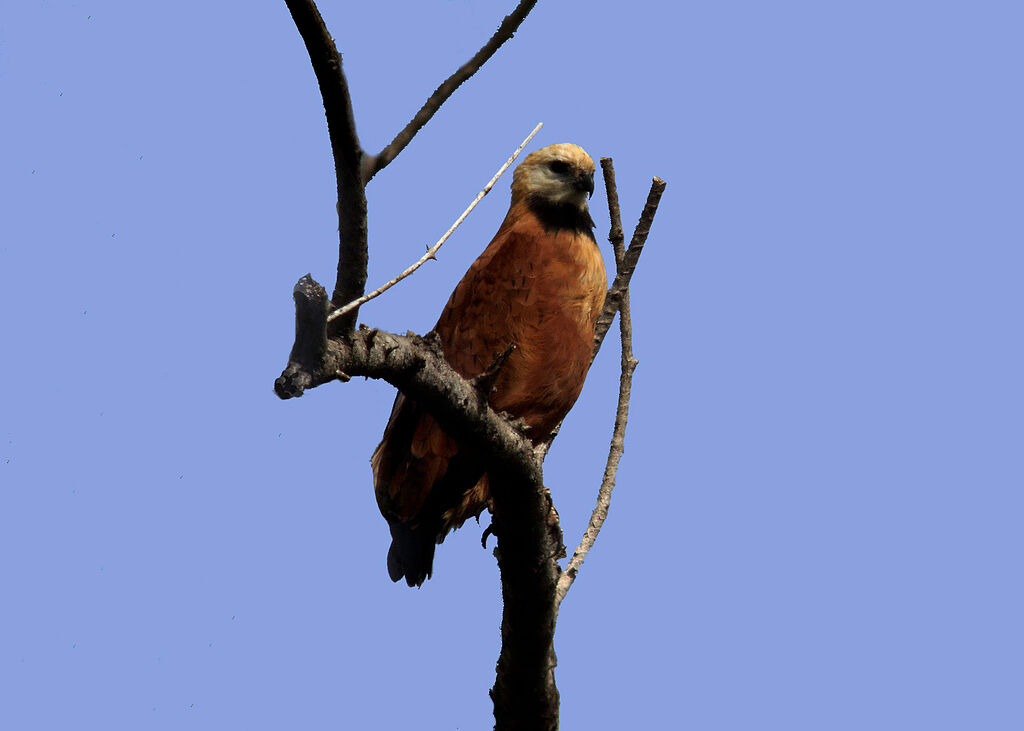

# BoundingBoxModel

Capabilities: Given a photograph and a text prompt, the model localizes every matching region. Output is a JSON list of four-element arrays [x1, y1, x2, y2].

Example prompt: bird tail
[[387, 520, 439, 588]]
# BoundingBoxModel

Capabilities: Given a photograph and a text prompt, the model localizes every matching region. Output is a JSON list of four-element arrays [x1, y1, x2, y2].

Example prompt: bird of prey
[[372, 143, 606, 586]]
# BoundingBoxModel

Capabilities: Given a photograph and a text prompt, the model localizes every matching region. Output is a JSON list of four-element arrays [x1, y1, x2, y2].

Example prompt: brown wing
[[372, 202, 606, 586]]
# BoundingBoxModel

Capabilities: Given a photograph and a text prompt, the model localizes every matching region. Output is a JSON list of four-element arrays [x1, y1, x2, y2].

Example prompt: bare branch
[[362, 0, 539, 183], [555, 162, 664, 606], [285, 0, 368, 334], [592, 176, 666, 358], [556, 302, 636, 607], [276, 283, 539, 485], [601, 157, 626, 266], [328, 123, 543, 323], [534, 169, 664, 457]]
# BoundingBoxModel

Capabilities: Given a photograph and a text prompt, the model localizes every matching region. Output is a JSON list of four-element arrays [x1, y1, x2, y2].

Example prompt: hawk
[[372, 143, 606, 586]]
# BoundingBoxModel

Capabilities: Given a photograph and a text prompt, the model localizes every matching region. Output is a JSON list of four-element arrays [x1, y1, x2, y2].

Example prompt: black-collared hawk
[[372, 143, 606, 586]]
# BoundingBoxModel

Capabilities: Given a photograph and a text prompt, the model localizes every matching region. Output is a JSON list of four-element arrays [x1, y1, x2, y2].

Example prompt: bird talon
[[481, 523, 496, 548]]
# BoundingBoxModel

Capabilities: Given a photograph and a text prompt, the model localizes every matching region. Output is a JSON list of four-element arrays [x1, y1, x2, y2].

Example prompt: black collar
[[526, 195, 597, 242]]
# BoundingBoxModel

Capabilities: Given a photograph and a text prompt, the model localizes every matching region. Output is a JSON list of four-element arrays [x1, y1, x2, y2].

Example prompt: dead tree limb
[[276, 279, 538, 482], [538, 170, 665, 455]]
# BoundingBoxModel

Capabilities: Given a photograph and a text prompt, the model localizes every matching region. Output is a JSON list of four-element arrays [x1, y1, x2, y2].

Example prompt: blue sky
[[2, 1, 1022, 728]]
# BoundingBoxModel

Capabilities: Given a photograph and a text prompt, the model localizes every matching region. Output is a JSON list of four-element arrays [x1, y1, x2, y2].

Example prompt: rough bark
[[276, 276, 538, 483]]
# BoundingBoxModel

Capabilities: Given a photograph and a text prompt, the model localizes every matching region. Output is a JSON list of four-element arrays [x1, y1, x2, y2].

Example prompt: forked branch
[[592, 175, 667, 357], [556, 161, 666, 606], [285, 0, 541, 334]]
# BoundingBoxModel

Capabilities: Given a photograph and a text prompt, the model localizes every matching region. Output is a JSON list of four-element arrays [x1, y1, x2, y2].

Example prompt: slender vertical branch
[[536, 170, 663, 456], [556, 294, 637, 607], [556, 165, 665, 605], [362, 0, 539, 183], [601, 158, 626, 266], [285, 0, 368, 334]]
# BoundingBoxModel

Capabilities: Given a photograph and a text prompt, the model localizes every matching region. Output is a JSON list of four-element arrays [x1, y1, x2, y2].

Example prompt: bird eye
[[548, 160, 570, 175]]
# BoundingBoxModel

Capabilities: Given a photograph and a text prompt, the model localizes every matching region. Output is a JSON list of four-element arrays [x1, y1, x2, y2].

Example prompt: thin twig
[[285, 0, 368, 334], [328, 123, 543, 323], [362, 0, 539, 183]]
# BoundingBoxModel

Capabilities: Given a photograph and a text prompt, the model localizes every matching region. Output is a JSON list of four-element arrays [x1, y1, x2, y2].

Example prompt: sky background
[[2, 1, 1022, 728]]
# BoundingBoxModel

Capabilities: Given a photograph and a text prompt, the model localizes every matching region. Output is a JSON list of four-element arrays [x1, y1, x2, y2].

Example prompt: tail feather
[[375, 392, 488, 587], [387, 520, 439, 588]]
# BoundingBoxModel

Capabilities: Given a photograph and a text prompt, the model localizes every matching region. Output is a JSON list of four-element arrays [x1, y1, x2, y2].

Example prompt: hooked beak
[[579, 172, 595, 199]]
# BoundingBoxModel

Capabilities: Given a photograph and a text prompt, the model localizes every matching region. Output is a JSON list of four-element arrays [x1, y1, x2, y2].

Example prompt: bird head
[[511, 143, 596, 212]]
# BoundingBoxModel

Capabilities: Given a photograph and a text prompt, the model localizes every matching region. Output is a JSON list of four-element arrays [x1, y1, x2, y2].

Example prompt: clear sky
[[2, 1, 1022, 729]]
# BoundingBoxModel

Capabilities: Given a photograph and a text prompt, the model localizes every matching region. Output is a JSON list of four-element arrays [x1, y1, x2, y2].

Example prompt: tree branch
[[361, 0, 539, 183], [556, 295, 636, 607], [275, 277, 538, 482], [592, 175, 666, 358], [537, 169, 665, 455], [555, 162, 664, 606], [601, 158, 627, 266], [285, 0, 368, 334]]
